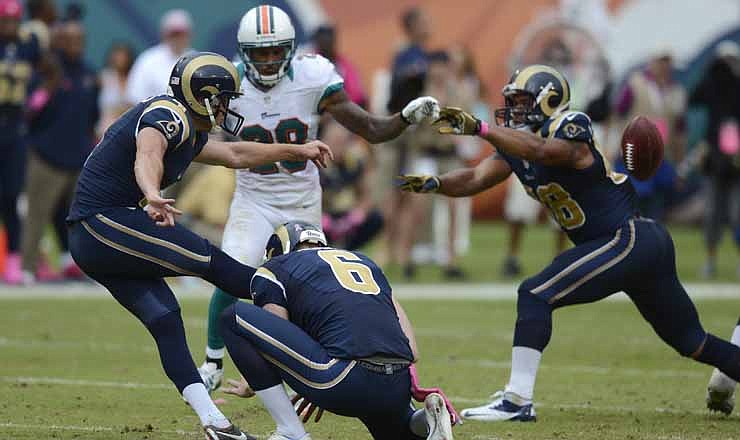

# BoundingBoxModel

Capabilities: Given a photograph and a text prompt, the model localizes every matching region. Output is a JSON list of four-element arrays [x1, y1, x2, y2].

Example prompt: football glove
[[409, 364, 461, 426], [435, 106, 481, 135], [396, 174, 440, 193], [401, 96, 440, 124]]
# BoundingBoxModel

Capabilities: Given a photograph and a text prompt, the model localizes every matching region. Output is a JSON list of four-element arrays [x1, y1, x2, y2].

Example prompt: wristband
[[478, 120, 490, 137]]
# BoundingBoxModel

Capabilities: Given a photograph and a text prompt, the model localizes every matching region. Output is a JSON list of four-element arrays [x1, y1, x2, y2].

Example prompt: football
[[620, 115, 664, 181]]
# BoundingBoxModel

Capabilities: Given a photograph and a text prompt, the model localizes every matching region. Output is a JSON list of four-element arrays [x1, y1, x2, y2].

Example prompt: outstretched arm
[[322, 89, 438, 144], [195, 139, 333, 169], [436, 107, 592, 167], [398, 155, 512, 197]]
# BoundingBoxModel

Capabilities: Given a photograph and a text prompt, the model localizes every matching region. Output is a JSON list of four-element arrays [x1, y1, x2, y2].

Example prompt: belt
[[357, 359, 411, 375]]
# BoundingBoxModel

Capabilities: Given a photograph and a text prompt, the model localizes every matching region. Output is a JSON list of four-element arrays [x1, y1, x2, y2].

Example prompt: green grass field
[[1, 297, 739, 440], [1, 222, 739, 440]]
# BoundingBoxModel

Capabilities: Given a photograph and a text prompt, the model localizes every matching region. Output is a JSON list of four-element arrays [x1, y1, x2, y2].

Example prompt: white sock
[[182, 383, 230, 428], [256, 384, 306, 439], [731, 322, 740, 346], [504, 346, 542, 401], [206, 347, 226, 360]]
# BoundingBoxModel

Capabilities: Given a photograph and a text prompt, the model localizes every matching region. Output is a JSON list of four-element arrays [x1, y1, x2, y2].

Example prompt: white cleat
[[198, 361, 224, 393], [425, 393, 453, 440], [460, 391, 536, 422], [707, 368, 736, 415]]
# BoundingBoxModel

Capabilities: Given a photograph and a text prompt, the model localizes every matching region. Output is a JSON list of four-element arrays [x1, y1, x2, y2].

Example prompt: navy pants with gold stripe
[[222, 302, 423, 440], [68, 207, 257, 392], [516, 218, 740, 380]]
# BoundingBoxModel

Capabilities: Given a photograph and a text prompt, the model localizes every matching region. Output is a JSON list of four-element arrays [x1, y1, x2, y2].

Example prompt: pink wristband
[[478, 120, 490, 137]]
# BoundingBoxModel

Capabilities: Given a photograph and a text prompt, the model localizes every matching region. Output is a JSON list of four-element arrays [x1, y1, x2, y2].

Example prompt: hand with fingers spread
[[291, 394, 325, 423], [144, 193, 183, 227], [401, 96, 441, 124], [395, 174, 440, 193], [298, 140, 334, 169], [435, 107, 483, 136], [220, 376, 256, 398]]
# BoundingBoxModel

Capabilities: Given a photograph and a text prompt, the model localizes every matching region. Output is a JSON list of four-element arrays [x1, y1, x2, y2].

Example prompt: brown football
[[620, 116, 664, 181]]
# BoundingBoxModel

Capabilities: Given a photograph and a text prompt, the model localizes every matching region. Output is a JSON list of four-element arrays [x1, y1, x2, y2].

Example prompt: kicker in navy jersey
[[65, 51, 332, 440]]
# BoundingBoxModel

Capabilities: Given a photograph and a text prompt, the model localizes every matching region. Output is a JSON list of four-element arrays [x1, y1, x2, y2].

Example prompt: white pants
[[504, 175, 541, 224], [221, 193, 322, 266]]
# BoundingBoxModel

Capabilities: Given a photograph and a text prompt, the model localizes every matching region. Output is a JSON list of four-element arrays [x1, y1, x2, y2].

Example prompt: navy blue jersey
[[498, 111, 638, 244], [68, 95, 207, 221], [250, 247, 414, 361], [0, 31, 41, 137]]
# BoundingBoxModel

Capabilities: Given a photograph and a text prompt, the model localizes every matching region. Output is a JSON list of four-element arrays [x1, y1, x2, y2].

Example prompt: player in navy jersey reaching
[[66, 52, 331, 440], [398, 64, 740, 422], [219, 221, 456, 440]]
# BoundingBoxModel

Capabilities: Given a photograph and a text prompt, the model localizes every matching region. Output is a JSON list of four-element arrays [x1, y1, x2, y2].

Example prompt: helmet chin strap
[[203, 97, 221, 133]]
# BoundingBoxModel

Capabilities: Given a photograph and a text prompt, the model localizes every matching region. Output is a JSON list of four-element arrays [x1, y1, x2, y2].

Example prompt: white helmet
[[237, 5, 296, 87]]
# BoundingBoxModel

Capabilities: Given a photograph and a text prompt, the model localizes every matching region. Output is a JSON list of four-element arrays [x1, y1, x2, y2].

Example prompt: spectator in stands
[[125, 8, 192, 104], [312, 24, 367, 108], [690, 40, 740, 279], [614, 47, 686, 220], [20, 0, 56, 51], [0, 0, 57, 284], [21, 20, 98, 283], [97, 42, 135, 136], [402, 50, 466, 279], [376, 5, 430, 267], [177, 167, 235, 245], [320, 119, 383, 251]]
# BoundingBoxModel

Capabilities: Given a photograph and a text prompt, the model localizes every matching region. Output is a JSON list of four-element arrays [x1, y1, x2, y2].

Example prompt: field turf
[[1, 296, 739, 439], [1, 222, 738, 439]]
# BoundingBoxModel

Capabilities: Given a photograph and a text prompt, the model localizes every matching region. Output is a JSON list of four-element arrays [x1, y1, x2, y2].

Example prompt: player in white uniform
[[198, 5, 441, 391]]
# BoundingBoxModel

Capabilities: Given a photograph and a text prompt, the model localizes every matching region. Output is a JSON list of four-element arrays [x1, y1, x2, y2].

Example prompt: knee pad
[[674, 329, 708, 358], [131, 291, 180, 328], [516, 283, 551, 318]]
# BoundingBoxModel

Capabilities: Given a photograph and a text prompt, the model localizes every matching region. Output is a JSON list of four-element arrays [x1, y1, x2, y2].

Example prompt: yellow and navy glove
[[434, 107, 482, 135], [396, 174, 440, 193]]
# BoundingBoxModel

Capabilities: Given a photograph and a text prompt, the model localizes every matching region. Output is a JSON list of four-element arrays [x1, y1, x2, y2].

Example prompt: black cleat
[[204, 424, 256, 440]]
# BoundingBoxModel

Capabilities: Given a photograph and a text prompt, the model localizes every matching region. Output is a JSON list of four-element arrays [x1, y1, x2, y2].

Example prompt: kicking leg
[[92, 276, 237, 431]]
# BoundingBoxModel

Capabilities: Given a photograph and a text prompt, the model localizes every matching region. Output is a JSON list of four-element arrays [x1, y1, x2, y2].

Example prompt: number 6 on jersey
[[318, 249, 380, 295]]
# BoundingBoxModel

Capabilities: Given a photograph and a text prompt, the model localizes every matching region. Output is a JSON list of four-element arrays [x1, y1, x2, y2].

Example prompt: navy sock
[[695, 333, 740, 382], [146, 310, 202, 393], [513, 288, 553, 351], [220, 305, 282, 391], [203, 245, 256, 299]]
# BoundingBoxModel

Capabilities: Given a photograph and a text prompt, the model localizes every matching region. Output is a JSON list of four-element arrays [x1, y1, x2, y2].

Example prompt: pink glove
[[409, 364, 461, 425]]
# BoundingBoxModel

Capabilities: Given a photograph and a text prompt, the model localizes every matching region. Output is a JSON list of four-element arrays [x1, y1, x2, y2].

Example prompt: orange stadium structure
[[321, 0, 626, 219]]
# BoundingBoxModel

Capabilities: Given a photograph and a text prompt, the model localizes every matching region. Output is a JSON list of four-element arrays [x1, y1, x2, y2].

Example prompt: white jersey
[[232, 54, 344, 208]]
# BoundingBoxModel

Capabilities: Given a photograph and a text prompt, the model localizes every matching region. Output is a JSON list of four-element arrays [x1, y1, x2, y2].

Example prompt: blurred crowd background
[[0, 0, 738, 285]]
